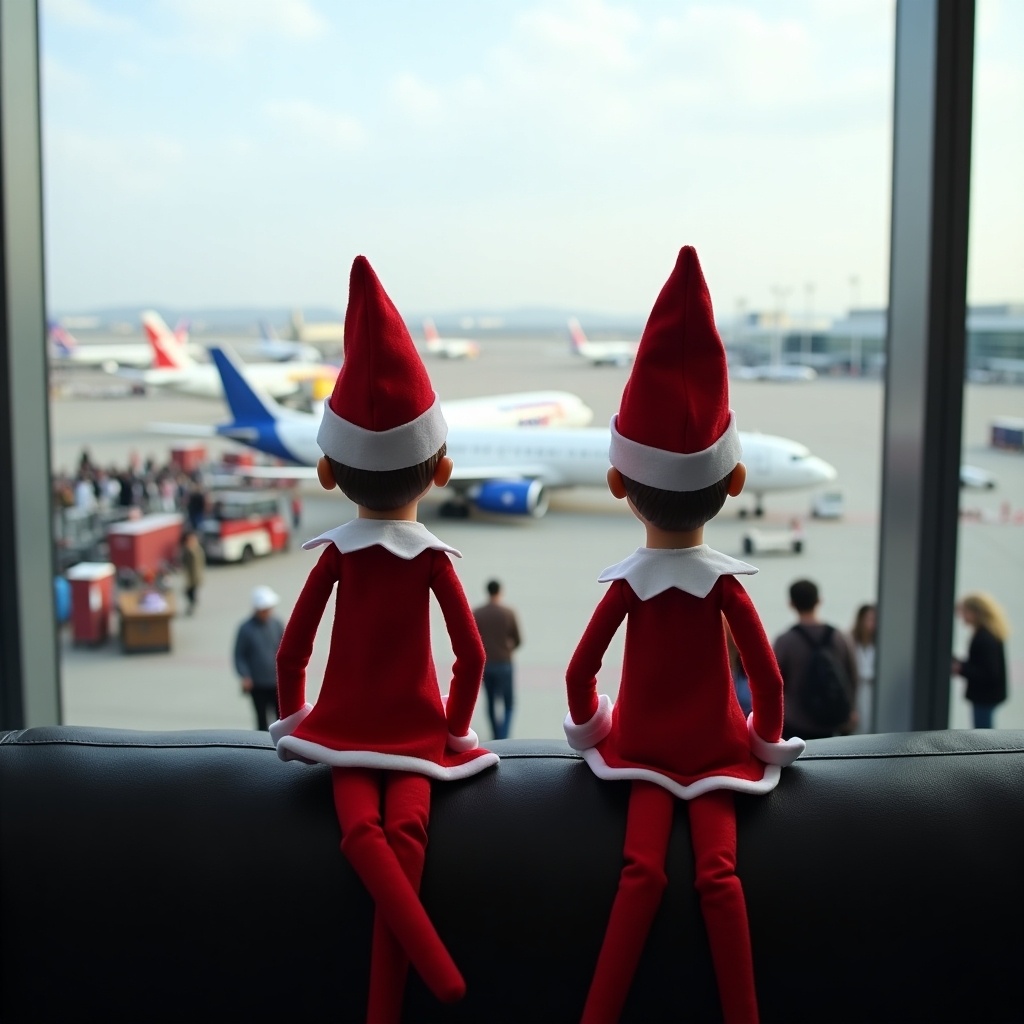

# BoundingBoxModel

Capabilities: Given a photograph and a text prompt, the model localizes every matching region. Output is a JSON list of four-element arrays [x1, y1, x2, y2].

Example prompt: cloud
[[391, 73, 443, 124], [163, 0, 327, 57], [44, 128, 185, 197], [264, 100, 366, 151], [40, 54, 89, 97], [387, 0, 891, 151], [518, 0, 641, 72], [43, 0, 134, 32]]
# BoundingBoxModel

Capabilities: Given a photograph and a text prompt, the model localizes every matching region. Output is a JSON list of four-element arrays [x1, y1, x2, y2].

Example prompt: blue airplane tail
[[208, 344, 283, 426]]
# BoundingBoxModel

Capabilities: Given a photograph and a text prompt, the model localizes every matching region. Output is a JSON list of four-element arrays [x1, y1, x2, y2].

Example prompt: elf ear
[[727, 462, 747, 497], [607, 466, 628, 500], [317, 456, 336, 492], [433, 456, 453, 488]]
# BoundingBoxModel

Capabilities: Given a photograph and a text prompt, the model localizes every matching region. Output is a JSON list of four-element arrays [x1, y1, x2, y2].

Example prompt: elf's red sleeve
[[276, 544, 337, 719], [431, 553, 485, 740], [721, 575, 784, 743], [566, 581, 630, 725]]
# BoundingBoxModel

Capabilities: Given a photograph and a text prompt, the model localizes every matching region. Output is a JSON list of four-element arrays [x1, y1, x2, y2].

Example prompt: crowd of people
[[727, 578, 1010, 735], [52, 446, 212, 528]]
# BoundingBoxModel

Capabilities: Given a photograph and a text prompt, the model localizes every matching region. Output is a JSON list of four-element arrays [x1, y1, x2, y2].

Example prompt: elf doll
[[270, 255, 497, 1022], [563, 246, 805, 1024]]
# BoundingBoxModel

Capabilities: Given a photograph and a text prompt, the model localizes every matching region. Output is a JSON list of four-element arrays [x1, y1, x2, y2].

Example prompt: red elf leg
[[580, 780, 675, 1024], [332, 767, 465, 1006], [689, 789, 759, 1024], [366, 772, 432, 1024]]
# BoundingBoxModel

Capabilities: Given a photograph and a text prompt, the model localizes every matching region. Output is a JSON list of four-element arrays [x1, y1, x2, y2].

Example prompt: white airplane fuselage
[[268, 419, 836, 500], [138, 361, 338, 400], [576, 343, 636, 366], [52, 342, 204, 371], [425, 338, 480, 360]]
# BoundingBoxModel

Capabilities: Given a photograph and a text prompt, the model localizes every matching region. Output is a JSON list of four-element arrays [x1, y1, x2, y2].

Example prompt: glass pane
[[952, 0, 1024, 731], [42, 1, 898, 737]]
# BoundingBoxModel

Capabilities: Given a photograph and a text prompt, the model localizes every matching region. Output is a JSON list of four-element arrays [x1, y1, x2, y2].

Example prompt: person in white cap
[[563, 247, 806, 1024], [270, 256, 495, 1022], [232, 585, 283, 731]]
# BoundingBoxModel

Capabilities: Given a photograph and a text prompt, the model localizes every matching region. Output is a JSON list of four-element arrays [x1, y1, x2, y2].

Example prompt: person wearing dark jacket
[[952, 591, 1009, 729], [234, 585, 284, 731]]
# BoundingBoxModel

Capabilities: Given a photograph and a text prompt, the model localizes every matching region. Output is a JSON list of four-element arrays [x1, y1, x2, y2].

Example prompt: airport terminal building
[[730, 303, 1024, 380]]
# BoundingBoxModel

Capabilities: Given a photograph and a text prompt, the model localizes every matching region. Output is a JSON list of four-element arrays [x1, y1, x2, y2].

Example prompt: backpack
[[793, 625, 853, 729]]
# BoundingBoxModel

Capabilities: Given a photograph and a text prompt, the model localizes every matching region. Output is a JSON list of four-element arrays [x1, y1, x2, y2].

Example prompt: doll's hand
[[747, 714, 806, 765], [439, 693, 481, 751], [563, 694, 613, 750], [269, 703, 313, 754], [446, 726, 481, 752]]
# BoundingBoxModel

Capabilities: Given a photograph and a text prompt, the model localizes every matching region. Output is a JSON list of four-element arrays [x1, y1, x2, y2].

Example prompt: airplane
[[731, 363, 818, 382], [421, 319, 480, 360], [567, 317, 639, 367], [288, 309, 345, 347], [119, 311, 341, 402], [256, 319, 325, 364], [149, 343, 838, 521], [47, 317, 193, 372]]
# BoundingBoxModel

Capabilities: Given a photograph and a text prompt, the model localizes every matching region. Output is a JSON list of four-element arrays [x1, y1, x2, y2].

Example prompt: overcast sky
[[40, 0, 1023, 320]]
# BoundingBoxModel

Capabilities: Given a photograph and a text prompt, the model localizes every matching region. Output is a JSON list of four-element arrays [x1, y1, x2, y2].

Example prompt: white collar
[[302, 518, 462, 560], [598, 544, 756, 600]]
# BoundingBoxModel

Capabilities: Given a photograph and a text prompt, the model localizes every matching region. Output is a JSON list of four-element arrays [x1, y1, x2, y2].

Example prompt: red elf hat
[[609, 245, 741, 492], [317, 255, 447, 471]]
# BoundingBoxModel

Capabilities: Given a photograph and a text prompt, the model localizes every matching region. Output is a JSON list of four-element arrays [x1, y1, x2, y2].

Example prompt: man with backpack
[[774, 579, 858, 740]]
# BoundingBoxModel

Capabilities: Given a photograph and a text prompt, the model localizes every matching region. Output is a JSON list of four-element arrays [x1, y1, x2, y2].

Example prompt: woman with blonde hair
[[952, 592, 1009, 729], [849, 603, 877, 733]]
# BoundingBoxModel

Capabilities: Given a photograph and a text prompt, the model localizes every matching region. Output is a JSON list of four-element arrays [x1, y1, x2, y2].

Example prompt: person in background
[[952, 592, 1009, 729], [186, 482, 208, 531], [181, 529, 206, 616], [473, 579, 522, 740], [849, 603, 877, 733], [773, 578, 858, 740], [233, 585, 284, 731]]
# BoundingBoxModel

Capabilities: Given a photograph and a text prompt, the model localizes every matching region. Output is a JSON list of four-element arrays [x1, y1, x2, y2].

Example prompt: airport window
[[1, 1, 1017, 735], [949, 0, 1022, 731]]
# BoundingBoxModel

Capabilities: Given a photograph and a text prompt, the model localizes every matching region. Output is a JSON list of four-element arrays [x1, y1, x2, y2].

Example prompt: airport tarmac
[[50, 336, 1024, 739]]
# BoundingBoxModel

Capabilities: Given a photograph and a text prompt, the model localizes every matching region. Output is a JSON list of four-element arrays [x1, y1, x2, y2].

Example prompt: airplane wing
[[147, 421, 219, 438], [229, 465, 319, 481], [146, 421, 263, 444], [446, 464, 555, 487]]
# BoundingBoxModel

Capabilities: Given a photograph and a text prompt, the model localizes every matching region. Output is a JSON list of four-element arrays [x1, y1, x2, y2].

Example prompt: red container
[[222, 451, 255, 468], [106, 513, 184, 578], [170, 443, 207, 474], [66, 562, 115, 645]]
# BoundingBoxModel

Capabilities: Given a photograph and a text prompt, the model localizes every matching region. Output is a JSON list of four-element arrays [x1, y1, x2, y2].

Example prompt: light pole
[[849, 274, 862, 375], [803, 282, 815, 362], [770, 285, 791, 368]]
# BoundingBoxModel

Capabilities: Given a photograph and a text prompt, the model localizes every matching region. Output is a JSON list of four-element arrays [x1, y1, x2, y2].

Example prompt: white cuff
[[564, 694, 614, 751], [270, 703, 313, 751], [447, 727, 480, 752], [747, 713, 806, 766], [440, 693, 480, 751]]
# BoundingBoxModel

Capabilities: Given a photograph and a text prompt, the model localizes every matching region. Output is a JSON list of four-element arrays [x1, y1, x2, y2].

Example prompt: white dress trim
[[274, 736, 499, 779], [578, 746, 782, 800]]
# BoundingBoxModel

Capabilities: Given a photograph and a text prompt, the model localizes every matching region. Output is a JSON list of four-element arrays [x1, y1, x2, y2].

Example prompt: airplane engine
[[471, 479, 549, 518]]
